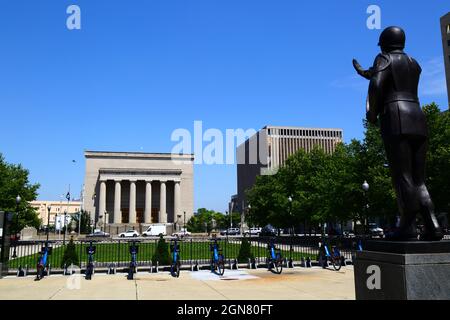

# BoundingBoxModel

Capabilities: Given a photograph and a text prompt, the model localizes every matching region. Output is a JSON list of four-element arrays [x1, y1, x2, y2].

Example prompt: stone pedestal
[[354, 240, 450, 300]]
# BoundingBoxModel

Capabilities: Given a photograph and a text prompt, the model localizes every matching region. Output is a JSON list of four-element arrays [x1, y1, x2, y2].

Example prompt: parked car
[[368, 223, 384, 238], [259, 225, 277, 237], [343, 231, 356, 238], [118, 230, 140, 238], [220, 228, 240, 236], [142, 224, 167, 237], [172, 228, 191, 238], [244, 227, 262, 236], [86, 230, 110, 238]]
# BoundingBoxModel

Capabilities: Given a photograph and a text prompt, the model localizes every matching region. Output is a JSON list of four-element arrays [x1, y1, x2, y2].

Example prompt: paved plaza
[[0, 266, 355, 300]]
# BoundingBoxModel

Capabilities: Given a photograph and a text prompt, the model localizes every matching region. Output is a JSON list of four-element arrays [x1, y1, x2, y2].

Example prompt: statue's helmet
[[378, 26, 406, 50]]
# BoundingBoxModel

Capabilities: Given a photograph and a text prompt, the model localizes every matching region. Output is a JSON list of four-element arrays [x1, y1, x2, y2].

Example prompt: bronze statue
[[353, 26, 443, 241]]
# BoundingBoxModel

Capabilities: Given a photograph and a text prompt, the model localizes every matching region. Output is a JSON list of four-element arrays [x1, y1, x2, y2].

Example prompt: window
[[447, 24, 450, 34], [448, 40, 450, 47]]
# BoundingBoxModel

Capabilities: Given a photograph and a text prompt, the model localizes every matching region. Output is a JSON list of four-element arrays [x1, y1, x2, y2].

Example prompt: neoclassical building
[[83, 151, 194, 231]]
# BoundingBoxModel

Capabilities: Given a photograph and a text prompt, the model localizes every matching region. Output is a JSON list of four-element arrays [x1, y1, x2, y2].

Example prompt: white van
[[142, 224, 167, 237]]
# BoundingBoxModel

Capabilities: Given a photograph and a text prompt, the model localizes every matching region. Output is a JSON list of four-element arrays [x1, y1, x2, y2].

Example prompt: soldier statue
[[353, 26, 443, 241]]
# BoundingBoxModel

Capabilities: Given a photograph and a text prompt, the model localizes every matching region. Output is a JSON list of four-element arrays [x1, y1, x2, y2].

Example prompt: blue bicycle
[[35, 243, 52, 281], [127, 242, 138, 280], [210, 239, 225, 276], [267, 239, 283, 274], [319, 242, 342, 271], [85, 241, 96, 280], [170, 239, 181, 278]]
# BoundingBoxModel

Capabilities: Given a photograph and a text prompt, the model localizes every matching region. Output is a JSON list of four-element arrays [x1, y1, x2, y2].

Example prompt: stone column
[[129, 180, 137, 224], [98, 180, 106, 222], [159, 181, 167, 223], [114, 180, 122, 224], [144, 181, 152, 224], [174, 181, 181, 221]]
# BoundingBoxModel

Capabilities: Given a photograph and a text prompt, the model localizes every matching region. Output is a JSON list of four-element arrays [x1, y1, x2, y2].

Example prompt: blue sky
[[0, 1, 448, 212]]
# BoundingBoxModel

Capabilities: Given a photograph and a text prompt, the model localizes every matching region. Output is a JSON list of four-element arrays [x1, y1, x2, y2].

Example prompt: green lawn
[[8, 240, 317, 269]]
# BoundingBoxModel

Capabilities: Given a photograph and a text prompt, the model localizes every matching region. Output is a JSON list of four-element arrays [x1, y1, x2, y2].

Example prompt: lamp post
[[244, 204, 251, 236], [288, 195, 293, 235], [63, 210, 67, 245], [12, 195, 21, 258], [46, 205, 51, 242], [183, 211, 186, 230], [55, 213, 58, 237], [362, 180, 370, 234]]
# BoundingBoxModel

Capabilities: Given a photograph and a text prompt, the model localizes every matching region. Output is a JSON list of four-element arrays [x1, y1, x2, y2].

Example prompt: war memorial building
[[83, 151, 194, 233]]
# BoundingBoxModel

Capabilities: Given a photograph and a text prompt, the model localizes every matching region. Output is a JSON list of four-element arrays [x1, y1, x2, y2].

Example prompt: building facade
[[83, 151, 194, 231], [30, 200, 81, 226], [236, 126, 343, 212], [441, 12, 450, 107]]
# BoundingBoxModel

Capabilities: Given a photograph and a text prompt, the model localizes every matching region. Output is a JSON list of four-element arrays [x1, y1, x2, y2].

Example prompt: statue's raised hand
[[352, 59, 372, 80]]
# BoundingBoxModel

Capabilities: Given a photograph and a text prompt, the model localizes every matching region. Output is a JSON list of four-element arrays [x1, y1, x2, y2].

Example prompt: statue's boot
[[420, 205, 443, 241], [386, 214, 417, 241]]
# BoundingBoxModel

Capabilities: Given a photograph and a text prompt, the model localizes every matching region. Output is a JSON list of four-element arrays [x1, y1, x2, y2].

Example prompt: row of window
[[268, 128, 342, 138]]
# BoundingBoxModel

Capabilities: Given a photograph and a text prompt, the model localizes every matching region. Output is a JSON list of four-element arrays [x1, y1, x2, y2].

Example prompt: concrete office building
[[441, 12, 450, 107], [236, 126, 343, 212], [83, 151, 194, 233]]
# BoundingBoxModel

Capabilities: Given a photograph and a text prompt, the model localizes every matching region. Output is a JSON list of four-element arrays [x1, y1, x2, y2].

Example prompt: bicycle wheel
[[86, 264, 92, 280], [274, 256, 283, 274], [217, 256, 225, 276], [36, 265, 43, 280], [332, 257, 342, 271]]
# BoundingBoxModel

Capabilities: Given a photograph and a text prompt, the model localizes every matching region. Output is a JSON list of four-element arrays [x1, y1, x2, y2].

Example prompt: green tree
[[61, 236, 79, 268], [423, 103, 450, 214], [71, 210, 92, 234], [152, 235, 171, 265], [186, 208, 230, 233], [237, 236, 254, 263], [0, 153, 41, 234]]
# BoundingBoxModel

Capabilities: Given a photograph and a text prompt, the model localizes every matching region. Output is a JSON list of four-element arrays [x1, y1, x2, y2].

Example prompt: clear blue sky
[[0, 1, 448, 212]]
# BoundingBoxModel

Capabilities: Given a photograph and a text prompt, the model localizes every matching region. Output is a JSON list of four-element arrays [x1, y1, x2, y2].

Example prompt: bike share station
[[1, 212, 355, 284]]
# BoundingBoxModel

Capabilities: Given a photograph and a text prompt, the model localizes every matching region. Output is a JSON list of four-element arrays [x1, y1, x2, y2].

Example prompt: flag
[[66, 192, 71, 201]]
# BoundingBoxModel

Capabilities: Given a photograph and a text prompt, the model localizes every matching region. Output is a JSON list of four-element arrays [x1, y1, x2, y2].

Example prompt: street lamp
[[12, 195, 21, 258], [244, 204, 251, 235], [362, 181, 370, 233], [63, 210, 67, 245], [183, 211, 186, 230], [288, 195, 293, 235], [46, 206, 51, 242]]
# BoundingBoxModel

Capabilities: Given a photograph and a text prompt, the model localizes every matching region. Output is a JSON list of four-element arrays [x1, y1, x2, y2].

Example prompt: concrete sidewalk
[[0, 266, 355, 300]]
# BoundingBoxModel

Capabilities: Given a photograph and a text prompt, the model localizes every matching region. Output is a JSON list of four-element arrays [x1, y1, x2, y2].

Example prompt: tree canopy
[[187, 208, 240, 233], [0, 153, 41, 233]]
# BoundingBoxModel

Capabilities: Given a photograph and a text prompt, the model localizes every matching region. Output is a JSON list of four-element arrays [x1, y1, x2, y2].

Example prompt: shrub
[[237, 236, 254, 263], [61, 236, 79, 268], [152, 235, 171, 265]]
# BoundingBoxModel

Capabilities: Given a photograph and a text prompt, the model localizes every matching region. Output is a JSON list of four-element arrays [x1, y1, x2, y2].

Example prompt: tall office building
[[441, 12, 450, 107], [236, 126, 343, 213]]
